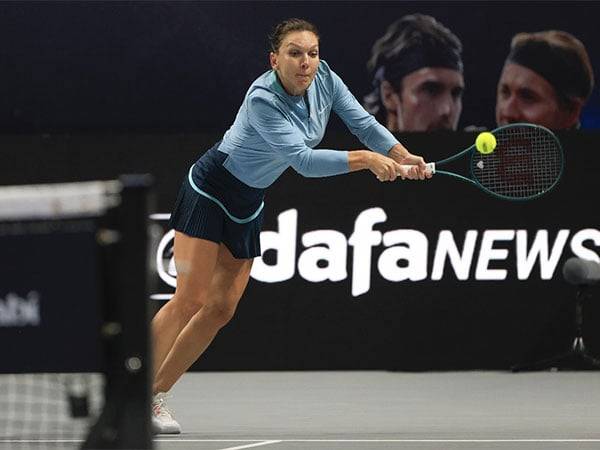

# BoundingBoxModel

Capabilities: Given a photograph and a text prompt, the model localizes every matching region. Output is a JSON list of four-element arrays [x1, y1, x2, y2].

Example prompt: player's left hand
[[388, 143, 431, 180]]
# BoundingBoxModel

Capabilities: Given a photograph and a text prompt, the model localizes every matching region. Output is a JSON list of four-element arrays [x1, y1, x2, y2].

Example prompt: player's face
[[394, 67, 464, 132], [270, 31, 320, 96], [496, 63, 576, 129]]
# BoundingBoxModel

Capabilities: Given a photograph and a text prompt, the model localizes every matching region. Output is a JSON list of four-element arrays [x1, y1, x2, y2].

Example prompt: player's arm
[[349, 150, 421, 182], [247, 94, 347, 177], [329, 69, 398, 156], [248, 94, 412, 181], [329, 68, 428, 179]]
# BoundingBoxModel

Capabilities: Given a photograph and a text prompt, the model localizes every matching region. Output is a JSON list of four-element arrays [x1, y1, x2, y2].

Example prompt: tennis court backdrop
[[2, 0, 599, 374], [2, 131, 599, 371]]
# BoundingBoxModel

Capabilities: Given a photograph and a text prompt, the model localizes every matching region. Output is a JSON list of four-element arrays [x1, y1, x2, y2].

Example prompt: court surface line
[[216, 441, 282, 450], [3, 438, 600, 444], [154, 438, 600, 443]]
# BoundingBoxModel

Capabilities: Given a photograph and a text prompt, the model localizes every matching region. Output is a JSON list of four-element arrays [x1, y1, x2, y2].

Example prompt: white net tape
[[0, 181, 122, 221]]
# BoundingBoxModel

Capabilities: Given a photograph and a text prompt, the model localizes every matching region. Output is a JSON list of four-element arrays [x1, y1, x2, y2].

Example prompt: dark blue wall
[[1, 1, 599, 132]]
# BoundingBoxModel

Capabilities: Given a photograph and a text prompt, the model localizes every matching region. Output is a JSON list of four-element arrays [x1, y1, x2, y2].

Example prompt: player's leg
[[150, 231, 222, 434], [151, 231, 220, 378], [153, 243, 253, 394]]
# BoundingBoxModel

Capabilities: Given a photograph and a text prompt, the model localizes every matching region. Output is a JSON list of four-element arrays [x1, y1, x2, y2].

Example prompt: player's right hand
[[367, 153, 402, 182], [396, 164, 424, 180]]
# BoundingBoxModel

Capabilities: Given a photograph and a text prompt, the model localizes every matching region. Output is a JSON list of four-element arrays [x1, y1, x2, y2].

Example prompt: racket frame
[[427, 123, 564, 201]]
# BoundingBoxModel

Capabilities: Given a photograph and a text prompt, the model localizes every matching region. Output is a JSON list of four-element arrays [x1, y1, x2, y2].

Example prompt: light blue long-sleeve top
[[216, 60, 400, 189]]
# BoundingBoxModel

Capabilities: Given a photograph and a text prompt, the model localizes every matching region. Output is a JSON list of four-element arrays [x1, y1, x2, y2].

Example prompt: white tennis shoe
[[151, 392, 181, 434]]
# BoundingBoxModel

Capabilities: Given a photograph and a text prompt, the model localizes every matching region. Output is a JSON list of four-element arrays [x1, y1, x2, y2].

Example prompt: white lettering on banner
[[152, 208, 600, 298], [252, 209, 297, 282], [475, 230, 515, 280], [570, 229, 600, 263], [431, 230, 478, 280], [348, 208, 385, 296], [0, 291, 41, 327], [156, 229, 177, 288], [298, 230, 347, 283], [378, 229, 428, 283], [516, 230, 570, 280]]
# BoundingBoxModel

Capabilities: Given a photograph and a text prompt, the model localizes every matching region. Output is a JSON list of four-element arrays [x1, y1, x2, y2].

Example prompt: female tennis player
[[151, 18, 430, 433]]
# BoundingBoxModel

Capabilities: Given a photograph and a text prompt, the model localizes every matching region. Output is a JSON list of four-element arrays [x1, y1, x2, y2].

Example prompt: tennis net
[[0, 177, 154, 449]]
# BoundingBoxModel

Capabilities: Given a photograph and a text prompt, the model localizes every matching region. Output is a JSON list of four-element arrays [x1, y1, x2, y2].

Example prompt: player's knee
[[172, 294, 205, 321], [204, 301, 237, 328]]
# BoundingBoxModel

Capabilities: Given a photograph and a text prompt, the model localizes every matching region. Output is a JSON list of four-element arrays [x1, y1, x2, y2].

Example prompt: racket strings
[[471, 126, 562, 199]]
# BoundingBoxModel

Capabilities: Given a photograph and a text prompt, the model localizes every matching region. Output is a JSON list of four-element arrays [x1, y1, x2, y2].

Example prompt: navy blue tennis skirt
[[168, 142, 265, 259]]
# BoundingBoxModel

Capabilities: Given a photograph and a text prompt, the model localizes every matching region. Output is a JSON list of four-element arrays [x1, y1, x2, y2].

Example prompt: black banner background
[[3, 131, 600, 370], [0, 225, 102, 373]]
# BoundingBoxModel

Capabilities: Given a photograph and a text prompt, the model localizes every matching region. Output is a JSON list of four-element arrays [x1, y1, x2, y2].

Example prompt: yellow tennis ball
[[475, 132, 497, 154]]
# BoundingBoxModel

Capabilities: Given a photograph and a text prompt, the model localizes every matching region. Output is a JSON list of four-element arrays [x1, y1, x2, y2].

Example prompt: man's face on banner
[[495, 63, 580, 129], [385, 67, 464, 132]]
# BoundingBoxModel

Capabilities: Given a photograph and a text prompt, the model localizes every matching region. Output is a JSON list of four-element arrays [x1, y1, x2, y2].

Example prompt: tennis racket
[[422, 123, 564, 201]]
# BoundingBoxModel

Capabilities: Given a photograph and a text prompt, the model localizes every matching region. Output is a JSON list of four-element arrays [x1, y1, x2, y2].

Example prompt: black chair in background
[[512, 257, 600, 372]]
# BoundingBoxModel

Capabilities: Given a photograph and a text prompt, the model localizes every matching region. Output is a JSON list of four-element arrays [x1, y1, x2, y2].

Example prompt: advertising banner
[[3, 131, 599, 370]]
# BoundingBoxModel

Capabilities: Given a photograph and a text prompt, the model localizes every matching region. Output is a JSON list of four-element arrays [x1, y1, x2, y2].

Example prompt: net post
[[82, 174, 154, 450]]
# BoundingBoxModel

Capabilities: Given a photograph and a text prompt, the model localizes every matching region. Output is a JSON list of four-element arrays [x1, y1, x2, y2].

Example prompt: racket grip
[[397, 162, 436, 176]]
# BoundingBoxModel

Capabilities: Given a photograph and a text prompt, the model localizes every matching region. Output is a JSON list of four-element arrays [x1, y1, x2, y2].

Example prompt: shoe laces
[[152, 393, 175, 419]]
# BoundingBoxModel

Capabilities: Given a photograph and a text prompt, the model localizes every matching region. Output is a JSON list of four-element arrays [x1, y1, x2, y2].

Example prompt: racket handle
[[397, 162, 436, 176]]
